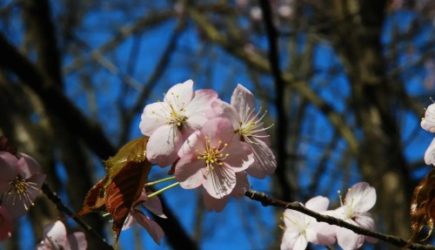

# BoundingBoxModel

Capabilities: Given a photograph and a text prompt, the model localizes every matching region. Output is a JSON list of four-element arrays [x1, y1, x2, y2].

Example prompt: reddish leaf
[[106, 160, 150, 239], [410, 168, 435, 241], [79, 137, 151, 242], [78, 177, 107, 216]]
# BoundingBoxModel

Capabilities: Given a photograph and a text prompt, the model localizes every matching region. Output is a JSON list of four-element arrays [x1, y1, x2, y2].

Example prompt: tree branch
[[245, 189, 435, 250]]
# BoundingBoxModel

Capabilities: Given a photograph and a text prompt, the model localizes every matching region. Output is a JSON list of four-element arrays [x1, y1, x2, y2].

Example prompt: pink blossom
[[280, 196, 335, 250], [123, 190, 166, 244], [328, 182, 376, 250], [139, 80, 218, 166], [0, 152, 46, 219], [0, 206, 12, 241], [421, 103, 435, 133], [175, 117, 254, 199], [214, 84, 276, 178], [36, 220, 87, 250]]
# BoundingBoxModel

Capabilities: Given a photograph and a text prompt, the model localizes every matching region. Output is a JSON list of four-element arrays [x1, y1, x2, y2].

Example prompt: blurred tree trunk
[[330, 0, 412, 237]]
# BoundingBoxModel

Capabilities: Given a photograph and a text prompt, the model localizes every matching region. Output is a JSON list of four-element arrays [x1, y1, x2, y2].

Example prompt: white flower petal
[[424, 138, 435, 166], [146, 124, 183, 166], [421, 103, 435, 133], [305, 196, 329, 212], [345, 182, 376, 213], [164, 79, 194, 109], [139, 102, 170, 136]]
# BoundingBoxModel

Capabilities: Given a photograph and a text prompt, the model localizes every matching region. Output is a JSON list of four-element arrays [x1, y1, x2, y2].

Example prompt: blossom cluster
[[281, 182, 377, 250], [421, 103, 435, 165], [0, 143, 46, 240], [139, 80, 276, 210]]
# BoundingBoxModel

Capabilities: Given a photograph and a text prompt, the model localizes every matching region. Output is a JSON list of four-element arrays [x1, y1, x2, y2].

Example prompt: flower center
[[168, 104, 188, 127], [236, 106, 272, 143], [197, 139, 229, 170], [5, 176, 39, 210]]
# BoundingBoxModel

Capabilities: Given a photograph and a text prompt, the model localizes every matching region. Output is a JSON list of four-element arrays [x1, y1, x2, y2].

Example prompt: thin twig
[[41, 183, 114, 250], [245, 189, 435, 250]]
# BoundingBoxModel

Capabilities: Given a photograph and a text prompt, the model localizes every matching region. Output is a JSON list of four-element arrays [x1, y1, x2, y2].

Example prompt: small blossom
[[139, 80, 218, 166], [421, 103, 435, 133], [214, 84, 276, 178], [280, 196, 335, 250], [0, 206, 12, 241], [37, 220, 87, 250], [175, 117, 254, 199], [123, 190, 166, 244], [0, 152, 46, 219], [328, 182, 376, 250]]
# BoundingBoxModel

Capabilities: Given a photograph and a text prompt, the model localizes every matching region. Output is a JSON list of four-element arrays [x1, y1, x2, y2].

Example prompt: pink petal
[[345, 182, 376, 213], [139, 102, 170, 136], [305, 196, 329, 212], [122, 214, 135, 230], [185, 89, 218, 129], [0, 152, 18, 192], [201, 118, 235, 146], [42, 221, 69, 249], [336, 226, 365, 250], [424, 138, 435, 165], [246, 139, 276, 178], [354, 214, 374, 231], [211, 100, 240, 129], [202, 166, 236, 199], [146, 124, 183, 166], [132, 210, 164, 244], [68, 232, 87, 250], [175, 156, 205, 188], [0, 206, 12, 240], [307, 222, 336, 245], [177, 130, 205, 158], [231, 84, 255, 116], [17, 153, 41, 179], [144, 196, 167, 219], [202, 190, 229, 212], [224, 139, 254, 172], [164, 79, 194, 109], [231, 172, 250, 197]]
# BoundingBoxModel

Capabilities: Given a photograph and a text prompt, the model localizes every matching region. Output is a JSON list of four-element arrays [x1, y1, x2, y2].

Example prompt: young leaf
[[79, 137, 152, 242]]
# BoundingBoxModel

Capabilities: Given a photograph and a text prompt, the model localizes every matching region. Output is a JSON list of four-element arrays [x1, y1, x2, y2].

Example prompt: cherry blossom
[[0, 152, 46, 218], [0, 206, 12, 241], [123, 190, 166, 244], [175, 117, 254, 199], [280, 196, 335, 250], [139, 80, 218, 166], [214, 84, 276, 178], [36, 220, 87, 250], [421, 103, 435, 133], [328, 182, 376, 250]]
